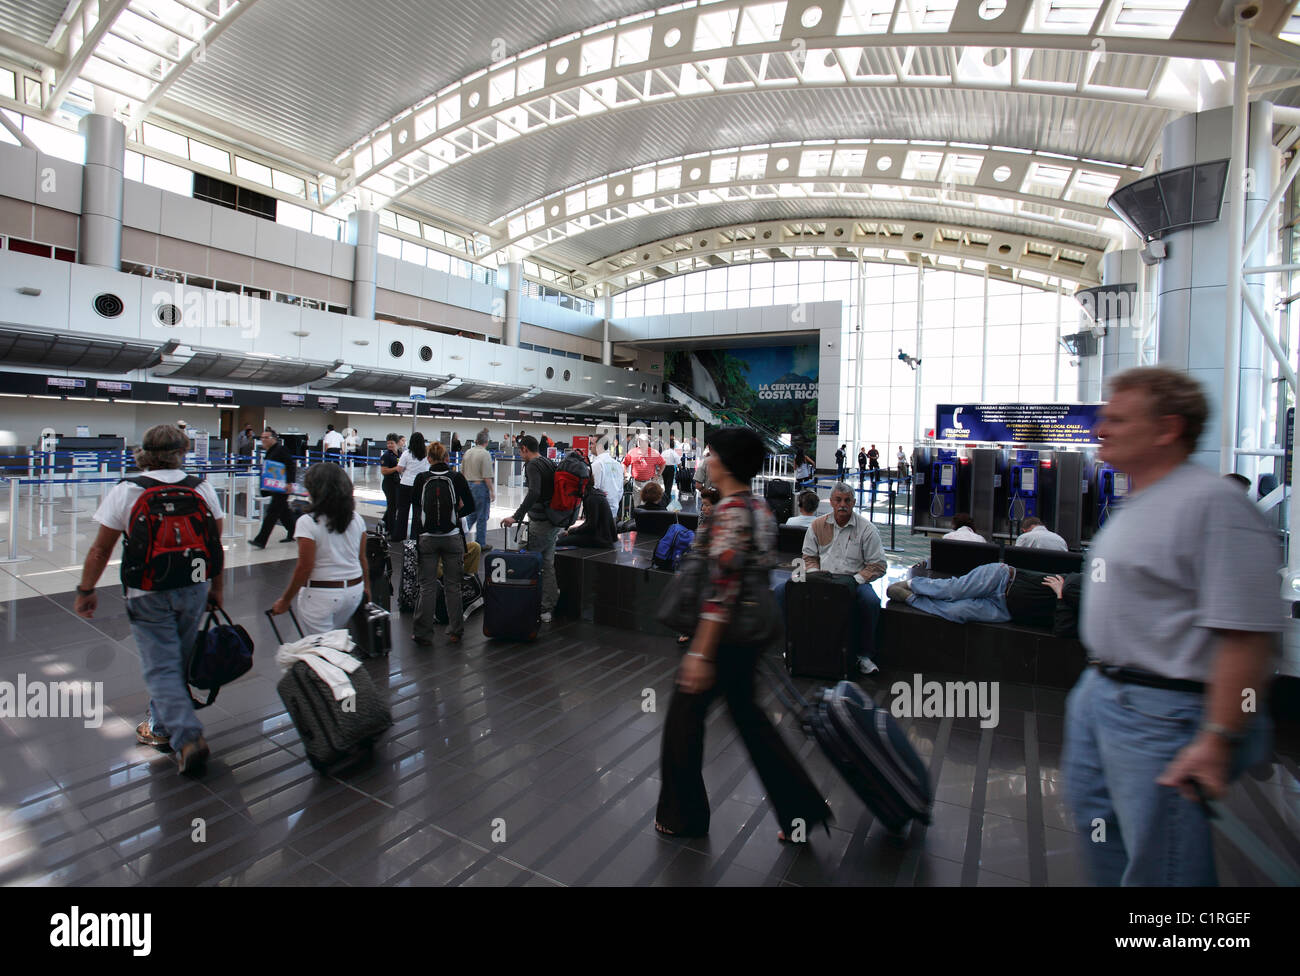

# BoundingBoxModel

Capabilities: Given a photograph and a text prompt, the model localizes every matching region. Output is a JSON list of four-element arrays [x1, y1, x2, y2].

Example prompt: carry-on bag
[[188, 606, 254, 708], [768, 661, 932, 834], [267, 608, 392, 772], [784, 573, 857, 680], [482, 526, 542, 641], [436, 573, 486, 624], [365, 524, 392, 611], [348, 600, 392, 658]]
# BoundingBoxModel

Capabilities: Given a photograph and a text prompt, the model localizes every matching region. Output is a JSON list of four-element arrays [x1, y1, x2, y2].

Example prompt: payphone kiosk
[[930, 449, 959, 520], [1096, 465, 1129, 528]]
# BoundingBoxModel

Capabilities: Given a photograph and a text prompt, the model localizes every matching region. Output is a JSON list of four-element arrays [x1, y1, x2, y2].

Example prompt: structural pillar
[[601, 287, 613, 365], [78, 112, 124, 269], [503, 260, 522, 347], [348, 208, 378, 320], [1155, 101, 1271, 478]]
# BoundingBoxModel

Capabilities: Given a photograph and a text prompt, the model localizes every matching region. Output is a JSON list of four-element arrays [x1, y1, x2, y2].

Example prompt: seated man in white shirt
[[1014, 516, 1068, 551], [785, 490, 821, 528], [943, 513, 987, 543], [773, 482, 887, 674]]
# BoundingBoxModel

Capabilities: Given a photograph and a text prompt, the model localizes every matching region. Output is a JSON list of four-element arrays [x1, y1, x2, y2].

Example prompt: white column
[[78, 112, 124, 269], [348, 209, 379, 320]]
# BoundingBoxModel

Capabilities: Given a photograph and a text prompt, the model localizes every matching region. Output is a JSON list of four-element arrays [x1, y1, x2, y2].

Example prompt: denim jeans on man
[[904, 562, 1012, 624], [468, 481, 491, 548], [772, 576, 881, 663], [127, 582, 210, 751], [1062, 667, 1272, 886], [524, 519, 562, 613]]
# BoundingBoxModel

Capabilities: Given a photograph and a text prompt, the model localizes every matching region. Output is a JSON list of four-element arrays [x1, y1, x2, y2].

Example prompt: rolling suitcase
[[784, 573, 857, 680], [348, 600, 392, 658], [435, 573, 485, 624], [398, 538, 419, 612], [482, 527, 542, 641], [365, 527, 392, 611], [764, 479, 794, 524], [769, 662, 932, 834], [267, 609, 393, 773]]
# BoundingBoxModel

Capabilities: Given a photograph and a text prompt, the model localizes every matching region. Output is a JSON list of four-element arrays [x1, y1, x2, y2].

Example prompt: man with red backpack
[[501, 435, 589, 623], [74, 424, 225, 775]]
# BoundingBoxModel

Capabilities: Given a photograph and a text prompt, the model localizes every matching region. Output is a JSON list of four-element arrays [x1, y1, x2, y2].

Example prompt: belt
[[1089, 661, 1206, 695], [307, 576, 364, 589]]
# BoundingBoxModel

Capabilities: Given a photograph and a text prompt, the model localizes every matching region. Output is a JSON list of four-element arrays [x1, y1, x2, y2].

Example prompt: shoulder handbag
[[188, 607, 254, 708], [655, 496, 779, 645]]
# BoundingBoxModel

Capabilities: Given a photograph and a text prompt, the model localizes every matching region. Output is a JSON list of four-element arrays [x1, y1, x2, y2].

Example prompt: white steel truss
[[42, 0, 255, 126], [329, 0, 1300, 211], [488, 138, 1136, 257], [586, 215, 1102, 295]]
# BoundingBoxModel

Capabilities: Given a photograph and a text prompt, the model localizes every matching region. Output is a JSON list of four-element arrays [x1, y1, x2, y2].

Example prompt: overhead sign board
[[936, 403, 1101, 445]]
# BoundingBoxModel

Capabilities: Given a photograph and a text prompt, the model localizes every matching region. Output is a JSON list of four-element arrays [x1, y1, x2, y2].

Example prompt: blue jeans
[[126, 583, 210, 751], [772, 577, 881, 662], [906, 562, 1012, 624], [524, 519, 561, 613], [468, 481, 491, 548], [1062, 667, 1272, 886]]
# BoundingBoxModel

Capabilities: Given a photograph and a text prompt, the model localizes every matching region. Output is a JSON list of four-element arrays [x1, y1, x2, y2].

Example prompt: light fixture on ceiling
[[353, 339, 370, 345], [489, 361, 502, 366], [449, 354, 463, 360], [523, 367, 534, 371], [18, 287, 41, 296], [292, 330, 310, 337]]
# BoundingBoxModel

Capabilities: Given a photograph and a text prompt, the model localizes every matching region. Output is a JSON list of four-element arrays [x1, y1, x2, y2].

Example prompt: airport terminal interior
[[0, 0, 1299, 889]]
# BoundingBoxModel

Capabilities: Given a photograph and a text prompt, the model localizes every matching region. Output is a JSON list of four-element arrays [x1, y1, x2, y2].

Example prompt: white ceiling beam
[[44, 0, 131, 117]]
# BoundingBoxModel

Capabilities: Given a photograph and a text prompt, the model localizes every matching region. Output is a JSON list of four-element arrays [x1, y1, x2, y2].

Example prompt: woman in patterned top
[[656, 427, 831, 842]]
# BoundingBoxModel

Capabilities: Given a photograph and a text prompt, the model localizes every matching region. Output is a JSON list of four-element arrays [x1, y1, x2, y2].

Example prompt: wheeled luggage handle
[[265, 606, 304, 644]]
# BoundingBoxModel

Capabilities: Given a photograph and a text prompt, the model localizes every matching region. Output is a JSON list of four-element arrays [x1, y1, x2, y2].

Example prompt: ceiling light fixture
[[18, 287, 41, 296]]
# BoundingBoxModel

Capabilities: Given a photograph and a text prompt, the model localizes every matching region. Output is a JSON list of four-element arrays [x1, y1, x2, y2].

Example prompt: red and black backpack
[[120, 476, 223, 591], [547, 450, 592, 527]]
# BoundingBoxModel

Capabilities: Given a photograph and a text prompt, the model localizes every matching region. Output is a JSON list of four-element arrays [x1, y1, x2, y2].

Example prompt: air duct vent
[[93, 293, 124, 318], [155, 303, 183, 327]]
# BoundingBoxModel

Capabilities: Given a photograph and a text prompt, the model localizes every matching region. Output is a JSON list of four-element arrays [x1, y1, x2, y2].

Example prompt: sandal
[[676, 635, 690, 646]]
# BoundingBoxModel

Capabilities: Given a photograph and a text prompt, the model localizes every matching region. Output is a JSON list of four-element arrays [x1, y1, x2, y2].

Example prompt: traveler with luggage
[[461, 429, 496, 553], [500, 435, 562, 623], [379, 433, 401, 535], [76, 424, 225, 775], [412, 441, 476, 646], [774, 482, 887, 674], [393, 431, 429, 541], [250, 427, 297, 549], [656, 426, 831, 842], [270, 462, 370, 637], [590, 440, 624, 523], [1061, 366, 1280, 886], [622, 434, 664, 505]]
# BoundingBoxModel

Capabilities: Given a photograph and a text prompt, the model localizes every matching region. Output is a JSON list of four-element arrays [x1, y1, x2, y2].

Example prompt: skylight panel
[[737, 2, 787, 45]]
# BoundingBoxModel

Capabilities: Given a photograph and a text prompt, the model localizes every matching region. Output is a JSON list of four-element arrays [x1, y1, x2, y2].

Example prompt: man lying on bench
[[887, 566, 1082, 638]]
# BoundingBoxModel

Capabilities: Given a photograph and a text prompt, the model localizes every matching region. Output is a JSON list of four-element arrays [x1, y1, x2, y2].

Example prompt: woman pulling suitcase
[[655, 427, 831, 843]]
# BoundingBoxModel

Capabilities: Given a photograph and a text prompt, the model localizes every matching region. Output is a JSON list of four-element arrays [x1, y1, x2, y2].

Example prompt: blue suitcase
[[482, 528, 542, 641]]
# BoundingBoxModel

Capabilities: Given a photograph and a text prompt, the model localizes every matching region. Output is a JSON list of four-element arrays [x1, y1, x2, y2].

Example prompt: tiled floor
[[2, 539, 1298, 887]]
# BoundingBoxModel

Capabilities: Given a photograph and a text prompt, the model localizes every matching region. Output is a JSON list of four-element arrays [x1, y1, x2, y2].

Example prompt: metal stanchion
[[0, 478, 33, 564], [241, 470, 259, 523], [59, 474, 84, 514], [884, 485, 904, 554], [226, 476, 237, 539]]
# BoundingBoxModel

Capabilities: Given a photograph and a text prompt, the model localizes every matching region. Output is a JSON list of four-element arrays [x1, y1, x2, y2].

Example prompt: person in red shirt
[[622, 434, 664, 506]]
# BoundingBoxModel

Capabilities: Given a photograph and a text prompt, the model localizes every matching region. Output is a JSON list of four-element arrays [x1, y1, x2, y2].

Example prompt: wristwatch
[[1200, 722, 1245, 746]]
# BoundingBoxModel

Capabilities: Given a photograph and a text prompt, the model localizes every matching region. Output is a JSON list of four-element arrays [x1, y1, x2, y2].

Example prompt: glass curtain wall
[[613, 259, 1080, 453]]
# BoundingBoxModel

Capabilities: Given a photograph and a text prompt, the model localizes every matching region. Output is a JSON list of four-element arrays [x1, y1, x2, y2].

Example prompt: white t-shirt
[[1015, 526, 1069, 551], [323, 430, 344, 450], [943, 525, 986, 543], [398, 451, 429, 486], [786, 513, 818, 528], [93, 469, 225, 599], [591, 452, 624, 504], [661, 448, 680, 467], [294, 512, 363, 582]]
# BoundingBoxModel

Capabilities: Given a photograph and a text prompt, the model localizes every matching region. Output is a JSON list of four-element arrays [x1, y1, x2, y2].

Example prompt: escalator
[[664, 382, 788, 455]]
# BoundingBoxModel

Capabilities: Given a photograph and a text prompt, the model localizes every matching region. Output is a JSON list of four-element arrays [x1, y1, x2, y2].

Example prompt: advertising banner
[[935, 403, 1101, 444]]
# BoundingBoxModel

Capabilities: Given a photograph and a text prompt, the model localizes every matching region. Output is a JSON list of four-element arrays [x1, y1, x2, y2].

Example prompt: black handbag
[[656, 498, 779, 645], [188, 607, 254, 708]]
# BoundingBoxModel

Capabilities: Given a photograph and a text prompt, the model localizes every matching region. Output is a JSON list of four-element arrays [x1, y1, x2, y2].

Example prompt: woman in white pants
[[271, 462, 370, 635]]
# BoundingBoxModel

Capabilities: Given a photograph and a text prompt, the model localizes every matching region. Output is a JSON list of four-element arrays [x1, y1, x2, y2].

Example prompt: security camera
[[1139, 240, 1167, 266]]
